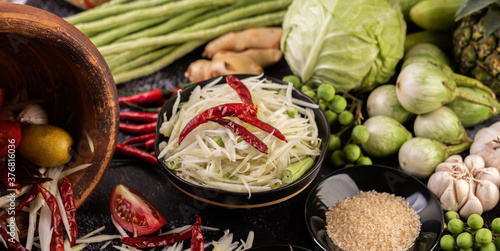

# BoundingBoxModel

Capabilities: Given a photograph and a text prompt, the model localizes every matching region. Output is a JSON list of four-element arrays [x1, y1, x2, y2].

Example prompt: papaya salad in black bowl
[[154, 74, 330, 208]]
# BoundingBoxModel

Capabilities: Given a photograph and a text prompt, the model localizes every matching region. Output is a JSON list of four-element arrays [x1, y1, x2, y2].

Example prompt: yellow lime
[[18, 124, 73, 167]]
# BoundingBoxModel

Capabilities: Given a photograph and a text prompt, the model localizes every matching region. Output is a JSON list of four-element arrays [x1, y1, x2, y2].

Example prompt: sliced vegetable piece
[[110, 184, 166, 236], [281, 157, 314, 184]]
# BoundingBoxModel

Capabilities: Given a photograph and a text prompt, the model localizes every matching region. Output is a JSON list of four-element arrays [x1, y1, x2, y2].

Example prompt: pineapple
[[453, 0, 500, 95]]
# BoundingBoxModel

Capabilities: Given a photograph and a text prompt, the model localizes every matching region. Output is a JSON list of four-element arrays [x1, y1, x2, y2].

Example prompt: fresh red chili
[[145, 138, 155, 151], [37, 184, 64, 251], [191, 215, 204, 251], [179, 103, 257, 143], [123, 132, 156, 145], [0, 162, 21, 193], [208, 118, 268, 153], [120, 215, 201, 248], [60, 177, 78, 247], [119, 89, 177, 106], [0, 185, 40, 220], [115, 144, 159, 167], [120, 111, 159, 123], [238, 114, 287, 142], [0, 226, 29, 251], [119, 121, 156, 134], [226, 75, 253, 106]]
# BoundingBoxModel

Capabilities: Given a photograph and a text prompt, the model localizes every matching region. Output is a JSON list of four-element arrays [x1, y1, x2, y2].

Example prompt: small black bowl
[[154, 74, 330, 208], [248, 244, 311, 251], [305, 165, 444, 251]]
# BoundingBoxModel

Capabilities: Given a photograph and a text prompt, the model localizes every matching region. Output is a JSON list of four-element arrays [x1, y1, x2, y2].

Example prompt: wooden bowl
[[0, 3, 118, 235]]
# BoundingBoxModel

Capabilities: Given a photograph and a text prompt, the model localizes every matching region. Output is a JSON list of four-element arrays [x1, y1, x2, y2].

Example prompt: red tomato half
[[0, 120, 21, 158], [110, 184, 166, 236]]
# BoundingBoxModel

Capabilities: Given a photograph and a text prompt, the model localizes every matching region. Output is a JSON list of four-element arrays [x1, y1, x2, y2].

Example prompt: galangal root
[[185, 27, 283, 82]]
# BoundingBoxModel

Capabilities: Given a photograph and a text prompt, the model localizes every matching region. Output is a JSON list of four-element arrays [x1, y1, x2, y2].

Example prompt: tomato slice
[[110, 184, 166, 236], [0, 120, 21, 158]]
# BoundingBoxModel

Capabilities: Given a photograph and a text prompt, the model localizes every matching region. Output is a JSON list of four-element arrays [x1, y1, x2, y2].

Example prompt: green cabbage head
[[281, 0, 406, 93]]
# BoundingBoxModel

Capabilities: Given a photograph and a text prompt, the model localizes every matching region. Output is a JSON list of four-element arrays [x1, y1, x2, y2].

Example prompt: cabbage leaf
[[281, 0, 406, 93]]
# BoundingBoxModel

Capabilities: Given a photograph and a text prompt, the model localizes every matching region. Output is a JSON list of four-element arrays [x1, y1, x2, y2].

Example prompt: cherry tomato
[[0, 120, 21, 158], [110, 184, 166, 236]]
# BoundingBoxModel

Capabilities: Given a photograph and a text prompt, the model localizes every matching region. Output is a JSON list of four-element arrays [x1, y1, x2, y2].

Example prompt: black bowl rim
[[305, 164, 444, 251], [154, 74, 330, 207]]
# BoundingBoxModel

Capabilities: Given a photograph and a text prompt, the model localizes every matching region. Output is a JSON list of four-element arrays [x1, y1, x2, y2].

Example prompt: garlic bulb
[[16, 103, 49, 126], [427, 154, 500, 218], [470, 121, 500, 173]]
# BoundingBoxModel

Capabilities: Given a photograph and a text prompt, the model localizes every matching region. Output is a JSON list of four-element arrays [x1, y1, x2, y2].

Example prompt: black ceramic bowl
[[154, 74, 330, 208], [248, 245, 311, 251], [305, 165, 444, 251]]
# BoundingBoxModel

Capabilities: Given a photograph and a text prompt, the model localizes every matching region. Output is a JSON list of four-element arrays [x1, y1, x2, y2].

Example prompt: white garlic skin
[[470, 121, 500, 173], [17, 103, 49, 126], [475, 179, 500, 211], [459, 191, 483, 219], [464, 154, 485, 173], [475, 167, 500, 189], [427, 171, 453, 198]]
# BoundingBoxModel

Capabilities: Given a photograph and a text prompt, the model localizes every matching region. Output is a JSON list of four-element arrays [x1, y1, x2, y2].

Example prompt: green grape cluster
[[440, 211, 500, 251], [282, 75, 370, 168]]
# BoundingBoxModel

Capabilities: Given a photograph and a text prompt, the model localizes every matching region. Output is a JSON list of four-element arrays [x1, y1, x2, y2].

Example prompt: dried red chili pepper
[[119, 121, 156, 134], [0, 162, 21, 193], [119, 89, 177, 106], [14, 163, 52, 187], [115, 144, 159, 167], [145, 138, 155, 151], [120, 215, 202, 248], [60, 177, 77, 247], [178, 103, 257, 143], [37, 185, 64, 251], [226, 75, 253, 106], [208, 118, 268, 153], [0, 226, 29, 251], [120, 111, 158, 123], [123, 132, 156, 145], [18, 157, 44, 177], [191, 215, 204, 251], [238, 114, 287, 142], [0, 185, 40, 220]]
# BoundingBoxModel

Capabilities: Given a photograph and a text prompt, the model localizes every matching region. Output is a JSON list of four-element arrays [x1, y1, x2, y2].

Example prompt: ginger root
[[202, 27, 283, 58]]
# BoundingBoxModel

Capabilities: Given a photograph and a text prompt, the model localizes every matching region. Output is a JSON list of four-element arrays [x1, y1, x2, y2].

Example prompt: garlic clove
[[428, 171, 453, 198], [459, 192, 483, 219], [440, 181, 459, 211], [435, 162, 455, 173], [475, 167, 500, 189], [464, 154, 485, 173], [16, 103, 49, 126], [475, 179, 500, 211], [454, 179, 470, 208], [445, 155, 463, 163]]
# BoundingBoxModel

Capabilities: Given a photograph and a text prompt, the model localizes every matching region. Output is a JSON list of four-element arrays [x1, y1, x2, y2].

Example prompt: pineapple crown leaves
[[455, 0, 500, 36]]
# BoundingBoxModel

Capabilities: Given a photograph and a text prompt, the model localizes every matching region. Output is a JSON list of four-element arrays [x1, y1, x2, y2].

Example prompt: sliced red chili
[[0, 226, 29, 251], [115, 144, 159, 167], [120, 111, 158, 123], [208, 118, 268, 153], [119, 121, 156, 134], [37, 185, 64, 251], [0, 185, 40, 220], [178, 103, 257, 144], [226, 75, 253, 106], [238, 114, 287, 142], [191, 215, 204, 251], [123, 132, 156, 145], [60, 177, 77, 247]]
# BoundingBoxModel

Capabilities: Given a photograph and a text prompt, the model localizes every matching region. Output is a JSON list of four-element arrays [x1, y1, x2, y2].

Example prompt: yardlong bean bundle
[[66, 0, 292, 84]]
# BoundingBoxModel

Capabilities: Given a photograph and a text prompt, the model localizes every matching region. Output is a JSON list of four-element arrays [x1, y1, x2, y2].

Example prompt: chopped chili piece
[[60, 177, 77, 247], [208, 118, 268, 153], [226, 75, 253, 106], [0, 226, 29, 251], [119, 121, 156, 134], [0, 185, 40, 219], [191, 215, 204, 251], [37, 185, 64, 251], [115, 144, 159, 167], [238, 114, 287, 142], [120, 111, 158, 123], [119, 89, 177, 106], [178, 103, 257, 143], [123, 132, 156, 145]]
